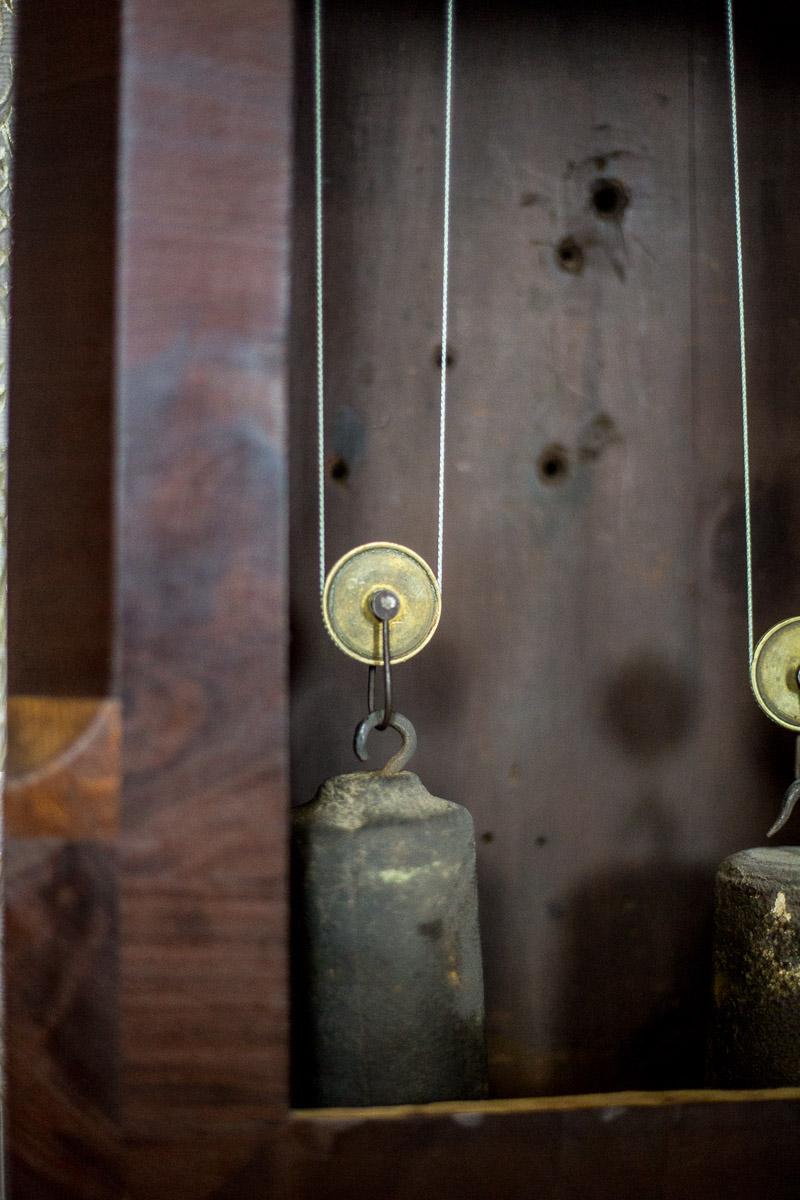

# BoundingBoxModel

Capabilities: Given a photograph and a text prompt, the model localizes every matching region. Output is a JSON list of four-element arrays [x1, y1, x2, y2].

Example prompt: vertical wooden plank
[[5, 842, 120, 1199], [5, 3, 122, 1196], [0, 0, 12, 756], [115, 0, 293, 1189], [7, 0, 116, 697]]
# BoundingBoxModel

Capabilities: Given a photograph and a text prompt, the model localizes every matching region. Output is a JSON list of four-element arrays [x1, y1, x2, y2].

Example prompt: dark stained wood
[[289, 0, 800, 1098], [115, 0, 293, 1178], [289, 1093, 800, 1200], [8, 0, 800, 1196], [5, 840, 120, 1199], [5, 3, 122, 1195], [7, 0, 117, 697], [6, 697, 121, 839], [124, 1133, 288, 1200]]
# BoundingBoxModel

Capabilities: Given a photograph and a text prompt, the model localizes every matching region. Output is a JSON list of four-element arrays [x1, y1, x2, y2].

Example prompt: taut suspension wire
[[725, 0, 754, 664], [313, 0, 326, 596], [313, 0, 455, 596], [436, 0, 454, 588]]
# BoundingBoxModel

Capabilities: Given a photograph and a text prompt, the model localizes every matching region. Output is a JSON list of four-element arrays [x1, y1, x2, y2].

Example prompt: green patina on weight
[[710, 847, 800, 1086], [291, 769, 487, 1108]]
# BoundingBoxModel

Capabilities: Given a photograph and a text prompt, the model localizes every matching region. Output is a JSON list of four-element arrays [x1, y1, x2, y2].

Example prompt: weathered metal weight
[[294, 543, 487, 1107], [291, 728, 487, 1108], [709, 847, 800, 1086]]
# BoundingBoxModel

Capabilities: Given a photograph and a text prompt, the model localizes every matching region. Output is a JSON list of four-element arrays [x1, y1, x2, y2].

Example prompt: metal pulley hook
[[768, 713, 800, 838], [368, 588, 399, 730], [354, 710, 418, 775], [768, 777, 800, 838], [353, 586, 417, 772]]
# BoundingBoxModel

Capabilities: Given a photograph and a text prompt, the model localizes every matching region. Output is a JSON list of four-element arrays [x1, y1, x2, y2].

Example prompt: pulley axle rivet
[[370, 589, 400, 622]]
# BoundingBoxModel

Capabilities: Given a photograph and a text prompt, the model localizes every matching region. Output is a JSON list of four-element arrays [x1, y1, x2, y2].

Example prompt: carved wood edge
[[5, 695, 121, 838]]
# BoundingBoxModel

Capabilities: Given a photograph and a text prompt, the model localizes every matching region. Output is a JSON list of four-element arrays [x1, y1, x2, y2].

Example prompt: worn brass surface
[[322, 542, 441, 665], [751, 617, 800, 731]]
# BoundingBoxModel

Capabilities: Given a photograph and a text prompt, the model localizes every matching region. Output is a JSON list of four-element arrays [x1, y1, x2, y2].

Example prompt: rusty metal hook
[[368, 588, 398, 730], [368, 663, 393, 731], [768, 733, 800, 837], [768, 779, 800, 838], [354, 710, 417, 775]]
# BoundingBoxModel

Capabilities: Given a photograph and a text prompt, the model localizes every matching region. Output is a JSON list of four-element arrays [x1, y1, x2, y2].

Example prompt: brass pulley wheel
[[322, 542, 441, 665], [751, 617, 800, 731]]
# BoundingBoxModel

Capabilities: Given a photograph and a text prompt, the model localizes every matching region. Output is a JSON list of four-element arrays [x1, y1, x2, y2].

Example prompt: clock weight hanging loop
[[355, 710, 418, 775], [354, 581, 419, 773], [321, 540, 440, 767]]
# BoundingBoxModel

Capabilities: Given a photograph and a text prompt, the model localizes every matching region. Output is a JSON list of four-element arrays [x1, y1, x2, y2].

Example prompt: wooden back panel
[[289, 0, 800, 1097], [7, 0, 800, 1196], [6, 0, 293, 1194]]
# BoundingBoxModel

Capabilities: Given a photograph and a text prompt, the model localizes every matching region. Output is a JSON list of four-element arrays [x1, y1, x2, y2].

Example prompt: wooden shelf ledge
[[294, 1085, 800, 1123]]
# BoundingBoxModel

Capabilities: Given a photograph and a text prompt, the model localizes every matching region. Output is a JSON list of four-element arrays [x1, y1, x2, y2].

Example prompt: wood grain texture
[[8, 0, 800, 1196], [5, 840, 120, 1200], [289, 0, 800, 1098], [124, 1133, 288, 1200], [115, 0, 293, 1173], [5, 3, 122, 1196], [6, 697, 121, 838]]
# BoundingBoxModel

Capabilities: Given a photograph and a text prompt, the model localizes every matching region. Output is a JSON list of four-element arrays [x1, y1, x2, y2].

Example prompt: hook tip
[[766, 778, 800, 839], [352, 710, 417, 774]]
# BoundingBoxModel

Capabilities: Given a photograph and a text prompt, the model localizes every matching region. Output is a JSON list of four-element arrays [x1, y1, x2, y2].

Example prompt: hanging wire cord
[[313, 0, 326, 596], [436, 0, 454, 588], [726, 0, 754, 665], [313, 0, 455, 596]]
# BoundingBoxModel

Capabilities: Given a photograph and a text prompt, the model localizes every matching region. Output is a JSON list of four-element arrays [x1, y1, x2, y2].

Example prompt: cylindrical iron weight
[[710, 847, 800, 1086], [291, 770, 487, 1107]]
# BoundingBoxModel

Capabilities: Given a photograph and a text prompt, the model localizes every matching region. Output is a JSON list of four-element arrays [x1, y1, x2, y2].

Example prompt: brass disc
[[751, 617, 800, 731], [322, 542, 441, 665]]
